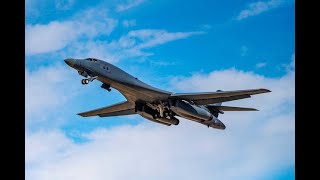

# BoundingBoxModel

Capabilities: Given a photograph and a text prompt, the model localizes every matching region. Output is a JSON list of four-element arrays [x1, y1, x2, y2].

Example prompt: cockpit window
[[85, 58, 98, 62]]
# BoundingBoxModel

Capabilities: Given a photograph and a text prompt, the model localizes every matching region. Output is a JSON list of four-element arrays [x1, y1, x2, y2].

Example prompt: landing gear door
[[78, 71, 88, 77]]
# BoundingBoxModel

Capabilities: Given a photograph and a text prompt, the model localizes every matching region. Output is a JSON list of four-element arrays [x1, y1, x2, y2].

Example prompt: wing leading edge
[[78, 101, 136, 117], [169, 88, 270, 105]]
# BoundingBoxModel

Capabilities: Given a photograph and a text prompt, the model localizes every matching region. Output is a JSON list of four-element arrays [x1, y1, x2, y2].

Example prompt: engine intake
[[207, 116, 226, 130]]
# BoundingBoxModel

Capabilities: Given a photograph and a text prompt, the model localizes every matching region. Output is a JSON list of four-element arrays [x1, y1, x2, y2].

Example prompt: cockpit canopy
[[85, 58, 98, 62]]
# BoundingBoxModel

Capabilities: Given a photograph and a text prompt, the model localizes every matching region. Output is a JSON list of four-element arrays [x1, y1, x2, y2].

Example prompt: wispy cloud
[[150, 60, 177, 66], [279, 53, 295, 72], [116, 0, 146, 12], [256, 62, 267, 68], [26, 0, 76, 21], [55, 0, 74, 10], [237, 0, 285, 20], [199, 24, 212, 30], [122, 29, 204, 49], [122, 19, 136, 28], [62, 29, 204, 63]]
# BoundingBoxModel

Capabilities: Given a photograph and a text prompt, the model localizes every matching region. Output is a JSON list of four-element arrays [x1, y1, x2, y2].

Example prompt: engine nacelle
[[207, 116, 226, 130], [170, 100, 226, 129], [170, 100, 213, 121]]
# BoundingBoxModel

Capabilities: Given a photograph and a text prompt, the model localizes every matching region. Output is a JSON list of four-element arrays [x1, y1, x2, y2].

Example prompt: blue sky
[[26, 0, 295, 180]]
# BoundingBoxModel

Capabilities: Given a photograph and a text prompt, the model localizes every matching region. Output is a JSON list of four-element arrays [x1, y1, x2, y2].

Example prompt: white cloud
[[26, 130, 75, 167], [25, 9, 117, 55], [26, 113, 294, 180], [25, 63, 82, 125], [26, 21, 79, 55], [256, 62, 267, 68], [237, 0, 285, 20], [241, 45, 248, 56], [122, 19, 136, 27], [26, 57, 295, 180], [279, 53, 294, 72], [116, 0, 146, 12]]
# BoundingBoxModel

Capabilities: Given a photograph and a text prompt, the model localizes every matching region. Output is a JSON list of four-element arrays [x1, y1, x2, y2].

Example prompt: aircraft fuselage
[[65, 58, 270, 130]]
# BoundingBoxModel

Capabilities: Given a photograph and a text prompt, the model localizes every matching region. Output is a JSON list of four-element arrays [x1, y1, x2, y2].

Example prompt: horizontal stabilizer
[[209, 105, 258, 111]]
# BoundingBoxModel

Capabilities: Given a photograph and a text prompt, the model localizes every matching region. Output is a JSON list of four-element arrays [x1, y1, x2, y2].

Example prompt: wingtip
[[77, 113, 86, 117], [260, 88, 271, 93]]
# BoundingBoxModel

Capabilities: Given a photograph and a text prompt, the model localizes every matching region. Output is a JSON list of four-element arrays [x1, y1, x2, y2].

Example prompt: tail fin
[[208, 91, 223, 117], [206, 90, 258, 117], [212, 90, 223, 107]]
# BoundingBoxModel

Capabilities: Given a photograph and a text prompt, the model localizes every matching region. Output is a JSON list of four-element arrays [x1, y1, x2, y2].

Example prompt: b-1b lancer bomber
[[65, 58, 271, 130]]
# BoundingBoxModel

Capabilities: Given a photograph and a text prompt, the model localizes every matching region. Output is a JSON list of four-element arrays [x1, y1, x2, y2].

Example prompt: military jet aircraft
[[65, 58, 270, 130]]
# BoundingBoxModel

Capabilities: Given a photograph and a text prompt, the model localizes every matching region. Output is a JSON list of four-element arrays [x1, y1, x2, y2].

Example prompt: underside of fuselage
[[90, 75, 226, 129]]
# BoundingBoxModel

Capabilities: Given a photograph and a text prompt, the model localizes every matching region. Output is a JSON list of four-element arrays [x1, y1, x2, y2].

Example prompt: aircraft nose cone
[[64, 59, 75, 67], [220, 123, 226, 130]]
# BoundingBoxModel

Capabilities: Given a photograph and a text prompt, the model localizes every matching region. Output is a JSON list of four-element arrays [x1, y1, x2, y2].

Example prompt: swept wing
[[78, 101, 136, 117], [170, 88, 270, 105]]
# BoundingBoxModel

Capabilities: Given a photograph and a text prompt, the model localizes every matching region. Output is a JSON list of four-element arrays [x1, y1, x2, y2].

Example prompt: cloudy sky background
[[26, 0, 295, 179]]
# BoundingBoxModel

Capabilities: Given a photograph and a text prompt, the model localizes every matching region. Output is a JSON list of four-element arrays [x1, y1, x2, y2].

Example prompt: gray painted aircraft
[[65, 58, 271, 130]]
